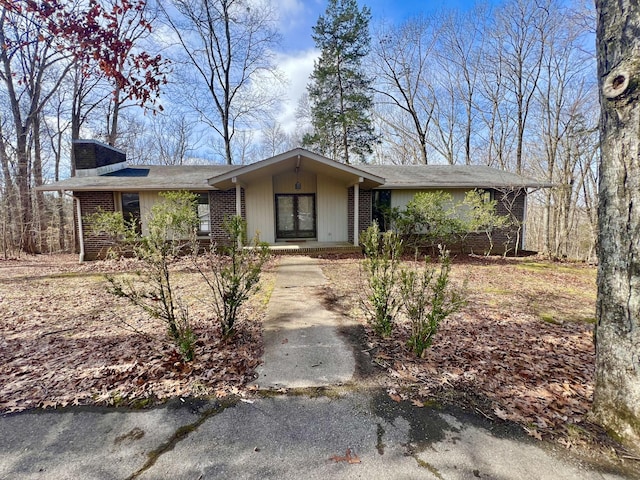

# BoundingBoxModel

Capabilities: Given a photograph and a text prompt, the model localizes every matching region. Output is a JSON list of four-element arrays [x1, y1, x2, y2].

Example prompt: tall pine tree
[[304, 0, 377, 164]]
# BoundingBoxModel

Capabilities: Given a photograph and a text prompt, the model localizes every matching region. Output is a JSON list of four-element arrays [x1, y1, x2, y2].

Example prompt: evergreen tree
[[303, 0, 377, 164]]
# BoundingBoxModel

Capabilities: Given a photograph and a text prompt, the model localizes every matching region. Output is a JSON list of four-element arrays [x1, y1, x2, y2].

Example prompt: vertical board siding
[[273, 170, 317, 194], [317, 176, 348, 242], [246, 177, 275, 243], [139, 191, 161, 236], [390, 188, 468, 211]]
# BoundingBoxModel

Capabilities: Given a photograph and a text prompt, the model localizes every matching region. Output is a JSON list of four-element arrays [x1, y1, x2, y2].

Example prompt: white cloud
[[273, 48, 318, 133]]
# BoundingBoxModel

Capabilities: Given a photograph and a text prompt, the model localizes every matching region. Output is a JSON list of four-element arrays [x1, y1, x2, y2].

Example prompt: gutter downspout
[[65, 191, 85, 263]]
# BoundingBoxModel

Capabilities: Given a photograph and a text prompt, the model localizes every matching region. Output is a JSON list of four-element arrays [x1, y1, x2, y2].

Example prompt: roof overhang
[[207, 148, 385, 190]]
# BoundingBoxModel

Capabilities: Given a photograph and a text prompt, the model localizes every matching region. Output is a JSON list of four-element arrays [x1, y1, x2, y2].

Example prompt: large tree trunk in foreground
[[594, 0, 640, 450]]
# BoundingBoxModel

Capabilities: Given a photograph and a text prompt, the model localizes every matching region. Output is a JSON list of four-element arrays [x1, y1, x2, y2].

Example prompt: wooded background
[[0, 0, 598, 261]]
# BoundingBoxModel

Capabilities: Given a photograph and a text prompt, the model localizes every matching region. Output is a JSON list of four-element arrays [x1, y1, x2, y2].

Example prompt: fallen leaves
[[320, 255, 598, 441], [329, 447, 361, 464], [0, 255, 275, 414]]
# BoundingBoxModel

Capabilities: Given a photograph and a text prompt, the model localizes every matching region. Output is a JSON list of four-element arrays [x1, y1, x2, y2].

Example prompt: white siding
[[246, 177, 275, 243], [273, 170, 317, 194], [317, 176, 348, 242], [139, 191, 161, 236]]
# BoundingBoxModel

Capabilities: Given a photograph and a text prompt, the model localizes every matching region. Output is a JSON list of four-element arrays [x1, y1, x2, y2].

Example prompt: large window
[[121, 192, 141, 233], [196, 193, 210, 234], [372, 189, 392, 230]]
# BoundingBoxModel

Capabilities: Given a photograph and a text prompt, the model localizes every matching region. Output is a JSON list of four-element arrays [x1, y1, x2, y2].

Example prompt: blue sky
[[278, 0, 483, 51], [272, 0, 486, 131]]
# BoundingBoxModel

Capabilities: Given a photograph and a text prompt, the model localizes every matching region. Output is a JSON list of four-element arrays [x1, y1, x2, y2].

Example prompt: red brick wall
[[75, 191, 116, 260], [348, 187, 372, 244], [209, 189, 246, 244]]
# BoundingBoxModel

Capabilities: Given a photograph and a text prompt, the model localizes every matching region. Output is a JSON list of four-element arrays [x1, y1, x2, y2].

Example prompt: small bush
[[195, 216, 269, 339], [396, 191, 467, 252], [90, 191, 199, 361], [360, 223, 403, 337], [400, 247, 465, 357], [462, 190, 510, 255]]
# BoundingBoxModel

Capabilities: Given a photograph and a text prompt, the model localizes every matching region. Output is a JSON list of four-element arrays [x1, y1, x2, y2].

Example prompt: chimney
[[73, 140, 127, 177]]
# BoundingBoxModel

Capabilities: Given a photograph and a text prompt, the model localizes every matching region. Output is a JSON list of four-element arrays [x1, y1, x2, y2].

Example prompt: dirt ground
[[1, 252, 637, 468], [0, 254, 275, 413], [315, 253, 639, 458]]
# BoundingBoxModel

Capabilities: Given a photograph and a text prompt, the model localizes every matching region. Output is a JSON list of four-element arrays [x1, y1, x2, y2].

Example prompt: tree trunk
[[594, 0, 640, 450]]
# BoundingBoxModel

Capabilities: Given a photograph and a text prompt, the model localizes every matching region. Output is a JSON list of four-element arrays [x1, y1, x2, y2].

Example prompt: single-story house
[[39, 140, 548, 260]]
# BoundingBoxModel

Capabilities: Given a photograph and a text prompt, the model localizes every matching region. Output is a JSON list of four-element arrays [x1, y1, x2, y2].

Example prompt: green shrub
[[462, 190, 510, 255], [195, 216, 269, 338], [360, 223, 403, 337], [90, 191, 199, 361], [397, 191, 467, 252], [400, 247, 465, 357]]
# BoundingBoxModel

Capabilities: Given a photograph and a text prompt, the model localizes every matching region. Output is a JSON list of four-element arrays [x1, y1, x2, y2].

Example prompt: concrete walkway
[[252, 256, 355, 389]]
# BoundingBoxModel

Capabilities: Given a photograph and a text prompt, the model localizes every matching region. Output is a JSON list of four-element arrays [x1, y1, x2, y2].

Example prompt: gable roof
[[207, 148, 385, 190], [38, 148, 549, 192]]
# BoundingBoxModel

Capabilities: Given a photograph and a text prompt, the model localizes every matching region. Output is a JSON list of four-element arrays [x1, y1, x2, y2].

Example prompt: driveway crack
[[126, 399, 236, 480]]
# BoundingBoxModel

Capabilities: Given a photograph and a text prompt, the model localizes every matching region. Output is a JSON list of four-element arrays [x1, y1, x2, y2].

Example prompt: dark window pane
[[121, 193, 141, 233], [372, 189, 392, 230]]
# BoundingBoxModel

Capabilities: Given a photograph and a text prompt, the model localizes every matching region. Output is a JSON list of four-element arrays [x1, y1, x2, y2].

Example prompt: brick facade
[[347, 187, 373, 244], [75, 191, 116, 260], [209, 189, 246, 244], [451, 188, 527, 255], [74, 186, 527, 259]]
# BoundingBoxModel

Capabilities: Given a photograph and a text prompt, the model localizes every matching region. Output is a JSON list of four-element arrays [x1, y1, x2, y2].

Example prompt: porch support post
[[353, 177, 363, 246], [232, 177, 243, 248], [232, 177, 242, 218]]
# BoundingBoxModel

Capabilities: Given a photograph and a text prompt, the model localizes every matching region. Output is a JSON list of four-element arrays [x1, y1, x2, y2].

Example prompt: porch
[[261, 241, 361, 255]]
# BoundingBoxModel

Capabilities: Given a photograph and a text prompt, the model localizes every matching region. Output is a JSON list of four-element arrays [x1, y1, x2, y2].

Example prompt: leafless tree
[[495, 0, 550, 174], [371, 16, 437, 164], [259, 118, 295, 158], [160, 0, 282, 165], [0, 6, 74, 253], [434, 7, 486, 165]]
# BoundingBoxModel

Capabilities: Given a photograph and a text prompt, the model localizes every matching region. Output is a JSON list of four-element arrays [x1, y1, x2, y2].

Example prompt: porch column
[[353, 177, 363, 246], [232, 177, 243, 247], [232, 177, 242, 217]]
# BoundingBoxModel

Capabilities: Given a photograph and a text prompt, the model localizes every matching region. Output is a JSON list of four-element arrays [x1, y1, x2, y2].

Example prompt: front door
[[276, 194, 316, 239]]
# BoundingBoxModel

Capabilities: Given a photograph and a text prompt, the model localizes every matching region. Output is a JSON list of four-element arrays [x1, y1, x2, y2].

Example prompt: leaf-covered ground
[[1, 252, 632, 463], [318, 254, 603, 445], [0, 255, 275, 413]]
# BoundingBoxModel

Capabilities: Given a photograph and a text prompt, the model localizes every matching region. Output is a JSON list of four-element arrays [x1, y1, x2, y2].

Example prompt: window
[[121, 192, 141, 233], [372, 189, 392, 230], [196, 193, 210, 234], [479, 189, 494, 203]]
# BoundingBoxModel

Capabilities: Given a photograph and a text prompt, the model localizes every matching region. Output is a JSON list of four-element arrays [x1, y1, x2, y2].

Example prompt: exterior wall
[[348, 187, 373, 244], [390, 188, 467, 211], [317, 176, 348, 242], [386, 187, 527, 255], [138, 191, 161, 236], [273, 170, 317, 194], [75, 191, 116, 260], [246, 176, 275, 243], [210, 189, 245, 244]]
